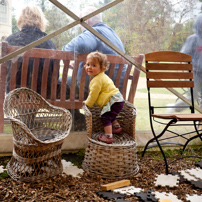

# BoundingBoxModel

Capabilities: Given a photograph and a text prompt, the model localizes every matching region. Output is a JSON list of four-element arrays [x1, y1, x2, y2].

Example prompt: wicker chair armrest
[[82, 104, 92, 137], [8, 116, 31, 132], [7, 116, 42, 144]]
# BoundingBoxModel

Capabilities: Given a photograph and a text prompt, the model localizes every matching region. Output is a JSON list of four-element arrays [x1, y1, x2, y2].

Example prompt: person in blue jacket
[[62, 6, 126, 93], [60, 6, 126, 131], [167, 14, 202, 113]]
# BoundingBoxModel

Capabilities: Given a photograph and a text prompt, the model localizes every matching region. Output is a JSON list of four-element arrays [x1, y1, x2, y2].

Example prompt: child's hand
[[82, 101, 85, 106]]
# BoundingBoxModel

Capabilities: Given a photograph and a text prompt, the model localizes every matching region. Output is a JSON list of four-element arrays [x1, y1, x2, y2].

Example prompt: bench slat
[[128, 55, 143, 102], [79, 66, 87, 102], [108, 63, 116, 79], [70, 59, 79, 101], [41, 58, 50, 98], [122, 63, 132, 100], [115, 64, 124, 88], [51, 59, 60, 100], [10, 58, 18, 91], [60, 60, 69, 101], [31, 58, 40, 91], [21, 57, 29, 87]]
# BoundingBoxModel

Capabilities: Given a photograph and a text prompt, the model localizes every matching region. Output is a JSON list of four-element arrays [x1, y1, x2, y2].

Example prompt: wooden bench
[[0, 41, 144, 133]]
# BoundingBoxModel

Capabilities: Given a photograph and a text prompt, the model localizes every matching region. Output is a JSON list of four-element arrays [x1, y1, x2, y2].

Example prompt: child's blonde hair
[[86, 51, 109, 71], [17, 5, 48, 32]]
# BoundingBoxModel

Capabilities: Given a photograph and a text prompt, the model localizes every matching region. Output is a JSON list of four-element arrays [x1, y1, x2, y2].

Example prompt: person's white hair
[[80, 6, 102, 26], [17, 5, 48, 32]]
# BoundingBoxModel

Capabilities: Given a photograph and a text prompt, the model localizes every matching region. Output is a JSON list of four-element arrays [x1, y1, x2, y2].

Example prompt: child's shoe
[[112, 124, 122, 134], [98, 135, 113, 144]]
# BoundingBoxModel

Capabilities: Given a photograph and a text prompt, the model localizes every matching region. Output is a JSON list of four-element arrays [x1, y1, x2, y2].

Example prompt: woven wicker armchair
[[3, 88, 72, 182], [82, 101, 139, 179]]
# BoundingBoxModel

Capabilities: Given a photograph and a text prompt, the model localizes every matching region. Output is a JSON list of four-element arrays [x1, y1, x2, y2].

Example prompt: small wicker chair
[[82, 101, 139, 179], [3, 87, 72, 182]]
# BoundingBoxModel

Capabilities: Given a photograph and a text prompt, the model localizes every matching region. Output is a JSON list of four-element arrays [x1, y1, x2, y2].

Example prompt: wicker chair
[[82, 101, 139, 179], [3, 88, 72, 182]]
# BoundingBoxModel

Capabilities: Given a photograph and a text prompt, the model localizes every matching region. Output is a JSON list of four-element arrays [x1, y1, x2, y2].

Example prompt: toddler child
[[83, 51, 125, 144]]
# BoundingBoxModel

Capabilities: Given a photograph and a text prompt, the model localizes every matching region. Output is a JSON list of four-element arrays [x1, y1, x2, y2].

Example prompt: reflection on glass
[[2, 0, 202, 132], [0, 0, 7, 23]]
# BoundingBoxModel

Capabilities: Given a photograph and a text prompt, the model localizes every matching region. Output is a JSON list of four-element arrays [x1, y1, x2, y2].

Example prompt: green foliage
[[62, 150, 85, 168], [77, 149, 85, 157], [171, 21, 194, 51], [44, 5, 78, 50], [103, 0, 196, 55], [0, 156, 10, 166], [10, 0, 197, 54], [137, 88, 171, 94], [0, 171, 9, 180], [183, 145, 202, 156], [104, 0, 172, 55], [24, 0, 47, 11], [3, 124, 12, 134], [135, 97, 175, 130], [142, 146, 202, 162], [0, 157, 9, 180], [11, 9, 19, 34], [164, 149, 177, 158]]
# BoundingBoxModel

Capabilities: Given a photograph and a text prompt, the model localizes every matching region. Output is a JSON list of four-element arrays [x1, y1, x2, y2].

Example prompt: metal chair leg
[[142, 119, 176, 157], [153, 132, 169, 174], [142, 119, 177, 174], [182, 121, 202, 154], [142, 136, 157, 157]]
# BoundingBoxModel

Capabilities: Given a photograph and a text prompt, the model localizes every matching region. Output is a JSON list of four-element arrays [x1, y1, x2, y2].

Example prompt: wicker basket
[[4, 88, 72, 182], [82, 101, 139, 179]]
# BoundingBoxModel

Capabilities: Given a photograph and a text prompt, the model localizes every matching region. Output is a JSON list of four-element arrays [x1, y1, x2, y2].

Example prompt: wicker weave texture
[[3, 87, 72, 182], [83, 101, 136, 138], [82, 101, 139, 179]]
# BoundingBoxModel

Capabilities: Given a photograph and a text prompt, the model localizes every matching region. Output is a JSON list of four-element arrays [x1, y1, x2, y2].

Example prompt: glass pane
[[1, 0, 202, 134], [0, 0, 7, 23]]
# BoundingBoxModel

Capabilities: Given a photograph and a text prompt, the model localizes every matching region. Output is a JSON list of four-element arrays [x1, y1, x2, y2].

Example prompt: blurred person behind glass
[[167, 14, 202, 113], [5, 5, 56, 128], [61, 6, 126, 131], [6, 5, 56, 98]]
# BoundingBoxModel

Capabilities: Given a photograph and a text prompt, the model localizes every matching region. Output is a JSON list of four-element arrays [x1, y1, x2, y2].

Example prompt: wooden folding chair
[[142, 51, 202, 174]]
